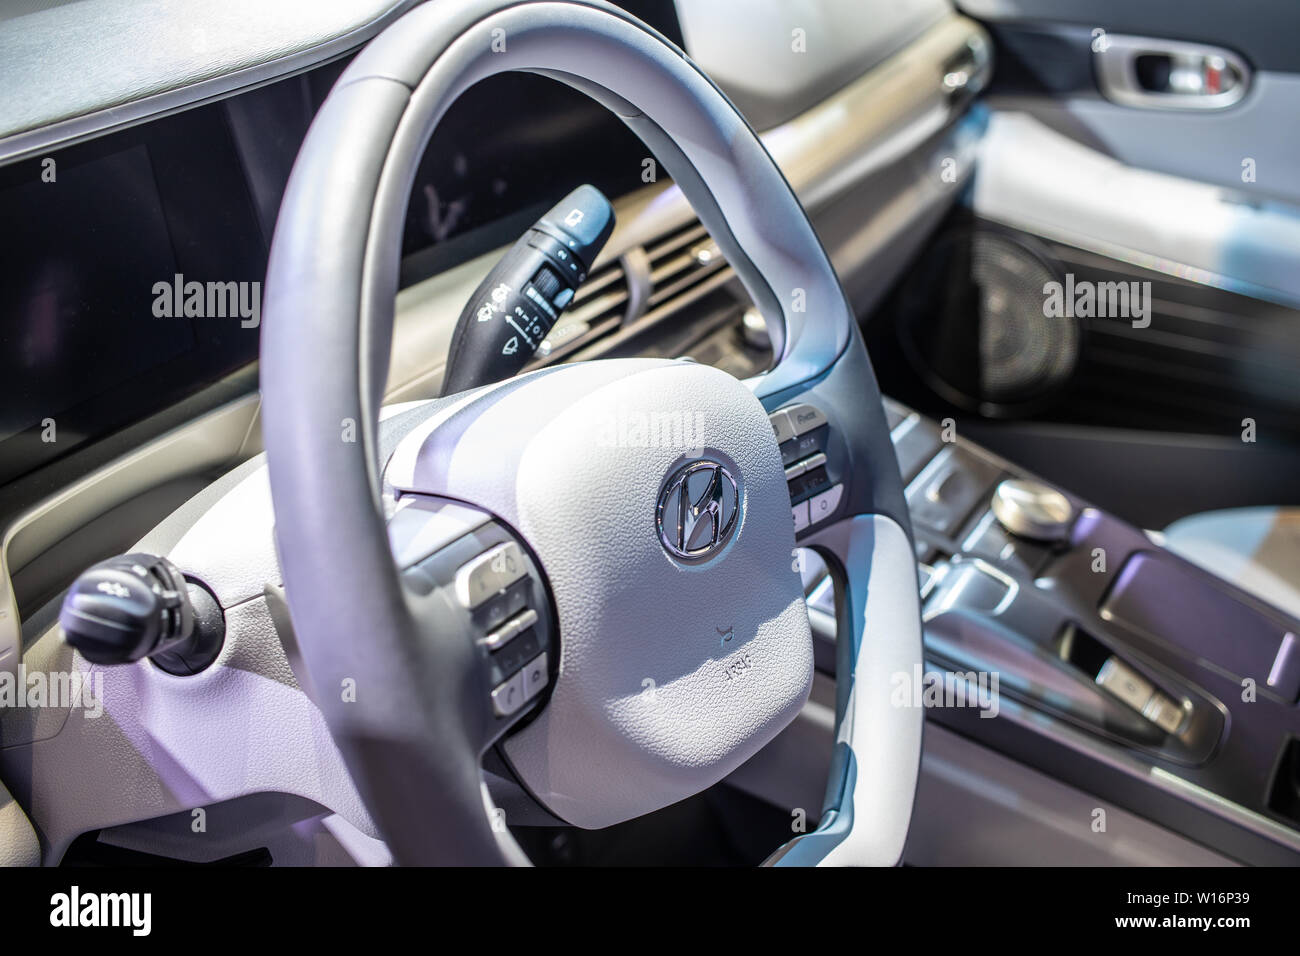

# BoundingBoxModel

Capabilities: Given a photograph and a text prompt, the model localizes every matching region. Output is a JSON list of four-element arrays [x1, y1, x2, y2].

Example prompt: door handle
[[1094, 34, 1250, 110]]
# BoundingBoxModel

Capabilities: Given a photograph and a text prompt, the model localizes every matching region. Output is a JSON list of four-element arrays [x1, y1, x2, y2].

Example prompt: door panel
[[866, 1, 1300, 524]]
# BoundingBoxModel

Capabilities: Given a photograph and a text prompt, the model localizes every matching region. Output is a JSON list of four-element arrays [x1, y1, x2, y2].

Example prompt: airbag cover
[[386, 359, 813, 827]]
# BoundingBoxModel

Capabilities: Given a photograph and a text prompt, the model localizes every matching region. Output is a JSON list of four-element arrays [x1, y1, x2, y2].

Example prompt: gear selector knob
[[991, 478, 1076, 543]]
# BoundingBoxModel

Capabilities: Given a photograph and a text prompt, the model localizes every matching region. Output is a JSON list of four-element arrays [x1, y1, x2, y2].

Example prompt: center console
[[806, 398, 1300, 864]]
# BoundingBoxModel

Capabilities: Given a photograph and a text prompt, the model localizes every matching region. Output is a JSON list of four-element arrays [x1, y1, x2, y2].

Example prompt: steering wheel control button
[[455, 542, 527, 609], [781, 431, 823, 465], [474, 577, 531, 632], [491, 673, 526, 718], [493, 628, 542, 678], [792, 500, 811, 534], [521, 653, 549, 701], [787, 466, 829, 502], [656, 459, 740, 562], [774, 402, 846, 530], [991, 478, 1076, 543], [385, 499, 555, 739], [786, 403, 828, 436], [768, 409, 795, 444], [808, 483, 844, 526], [481, 607, 539, 652]]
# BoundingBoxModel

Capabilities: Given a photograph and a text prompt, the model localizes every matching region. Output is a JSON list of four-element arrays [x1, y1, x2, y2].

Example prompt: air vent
[[531, 217, 756, 368], [532, 257, 629, 365], [644, 220, 736, 314]]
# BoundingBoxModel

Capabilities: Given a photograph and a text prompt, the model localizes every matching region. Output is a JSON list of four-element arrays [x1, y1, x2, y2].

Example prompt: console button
[[792, 500, 811, 534], [491, 672, 525, 717], [963, 509, 1049, 575], [808, 483, 844, 526], [932, 561, 1013, 613], [906, 447, 1001, 536], [769, 409, 795, 444], [1142, 693, 1186, 734], [455, 542, 527, 609], [522, 653, 549, 701], [786, 404, 828, 436], [892, 418, 943, 484], [1095, 656, 1155, 712]]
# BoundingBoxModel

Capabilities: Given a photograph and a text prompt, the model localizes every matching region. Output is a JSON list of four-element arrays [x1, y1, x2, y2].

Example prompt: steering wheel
[[260, 0, 922, 866]]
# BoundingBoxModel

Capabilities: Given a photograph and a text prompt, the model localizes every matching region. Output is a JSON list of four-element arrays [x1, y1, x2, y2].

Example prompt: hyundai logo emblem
[[656, 460, 740, 561]]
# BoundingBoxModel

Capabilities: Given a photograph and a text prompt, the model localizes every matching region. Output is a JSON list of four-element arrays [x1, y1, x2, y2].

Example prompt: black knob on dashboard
[[59, 553, 223, 673]]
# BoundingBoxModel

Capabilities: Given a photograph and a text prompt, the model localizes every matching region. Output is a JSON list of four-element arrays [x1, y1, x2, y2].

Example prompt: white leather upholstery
[[1163, 507, 1300, 622]]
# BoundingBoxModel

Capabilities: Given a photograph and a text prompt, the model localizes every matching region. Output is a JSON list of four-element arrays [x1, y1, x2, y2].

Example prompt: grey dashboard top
[[676, 0, 950, 130], [0, 0, 414, 154], [0, 0, 956, 158]]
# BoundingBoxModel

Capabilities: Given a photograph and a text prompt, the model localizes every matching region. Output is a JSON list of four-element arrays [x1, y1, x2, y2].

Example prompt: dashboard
[[0, 0, 970, 630]]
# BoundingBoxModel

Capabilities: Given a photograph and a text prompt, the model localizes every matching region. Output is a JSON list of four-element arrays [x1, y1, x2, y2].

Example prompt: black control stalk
[[441, 184, 615, 395], [59, 553, 225, 675]]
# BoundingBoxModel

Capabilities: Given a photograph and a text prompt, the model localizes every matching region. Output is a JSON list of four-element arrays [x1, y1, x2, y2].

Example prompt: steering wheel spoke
[[390, 495, 557, 752]]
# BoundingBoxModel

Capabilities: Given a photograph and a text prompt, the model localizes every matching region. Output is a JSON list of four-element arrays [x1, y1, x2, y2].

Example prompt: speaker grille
[[896, 227, 1078, 413], [973, 232, 1077, 402]]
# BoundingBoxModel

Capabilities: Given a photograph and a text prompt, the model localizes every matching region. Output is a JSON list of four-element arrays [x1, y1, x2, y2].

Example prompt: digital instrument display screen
[[0, 104, 266, 486], [0, 147, 190, 446]]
